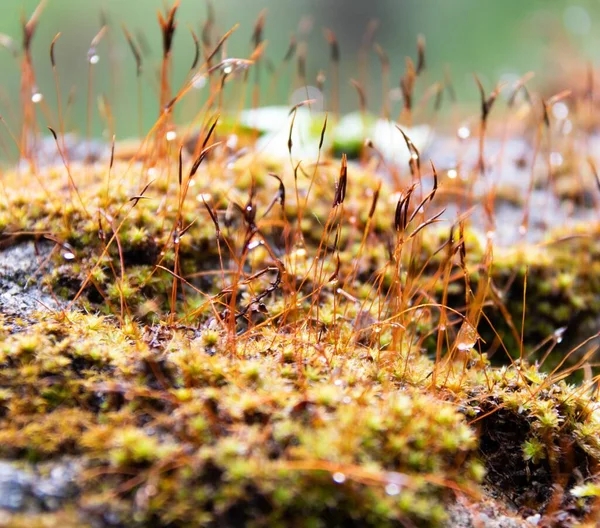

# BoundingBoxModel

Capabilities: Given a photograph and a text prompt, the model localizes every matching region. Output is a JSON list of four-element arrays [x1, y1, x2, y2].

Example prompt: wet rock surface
[[426, 135, 597, 246], [20, 134, 109, 169], [0, 242, 58, 318], [0, 458, 80, 513], [445, 499, 529, 528]]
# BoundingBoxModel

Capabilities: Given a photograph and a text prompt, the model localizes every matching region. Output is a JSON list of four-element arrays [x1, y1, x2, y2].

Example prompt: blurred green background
[[0, 0, 598, 142]]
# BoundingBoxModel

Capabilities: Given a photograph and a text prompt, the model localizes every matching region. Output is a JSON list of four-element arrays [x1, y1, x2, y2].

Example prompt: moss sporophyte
[[0, 2, 600, 527]]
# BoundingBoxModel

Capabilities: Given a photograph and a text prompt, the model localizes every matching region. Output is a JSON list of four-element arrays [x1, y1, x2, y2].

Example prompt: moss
[[0, 311, 485, 527], [1, 6, 600, 526]]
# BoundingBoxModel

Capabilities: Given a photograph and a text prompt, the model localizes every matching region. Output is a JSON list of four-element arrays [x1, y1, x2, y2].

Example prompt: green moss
[[0, 28, 598, 525], [0, 311, 485, 526]]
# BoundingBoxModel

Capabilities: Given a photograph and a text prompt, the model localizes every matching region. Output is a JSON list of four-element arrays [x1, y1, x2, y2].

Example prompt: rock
[[445, 498, 528, 528], [0, 462, 34, 511], [0, 242, 57, 318], [0, 459, 80, 513]]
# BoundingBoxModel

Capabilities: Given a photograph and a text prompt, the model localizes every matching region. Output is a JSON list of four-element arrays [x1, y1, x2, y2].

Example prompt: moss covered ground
[[1, 2, 600, 527]]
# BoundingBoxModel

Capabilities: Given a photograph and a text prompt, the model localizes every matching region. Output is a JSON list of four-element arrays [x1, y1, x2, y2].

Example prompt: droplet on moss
[[456, 321, 478, 352]]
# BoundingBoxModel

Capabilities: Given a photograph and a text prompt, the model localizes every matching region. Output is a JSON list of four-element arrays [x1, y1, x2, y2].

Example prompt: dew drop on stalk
[[457, 126, 470, 140], [215, 58, 252, 76], [63, 251, 75, 261], [518, 224, 527, 236], [226, 134, 238, 150], [247, 239, 263, 251], [447, 169, 458, 179], [455, 321, 478, 352], [553, 326, 567, 344], [88, 53, 100, 65], [486, 230, 496, 240], [552, 102, 568, 120], [550, 152, 563, 167], [166, 130, 177, 142], [332, 472, 346, 484], [293, 247, 307, 258], [31, 91, 43, 104], [192, 73, 207, 89], [385, 483, 401, 496]]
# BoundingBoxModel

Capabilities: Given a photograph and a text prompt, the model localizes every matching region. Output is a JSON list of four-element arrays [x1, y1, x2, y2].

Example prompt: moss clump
[[1, 139, 599, 525], [0, 311, 483, 527], [2, 4, 600, 526], [469, 366, 600, 525]]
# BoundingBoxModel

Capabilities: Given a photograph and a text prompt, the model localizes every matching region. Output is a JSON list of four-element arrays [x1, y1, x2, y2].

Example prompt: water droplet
[[192, 73, 207, 90], [518, 224, 527, 236], [486, 230, 496, 240], [550, 152, 563, 167], [89, 54, 100, 65], [447, 169, 458, 180], [166, 130, 177, 142], [31, 92, 43, 104], [226, 134, 238, 150], [63, 251, 75, 261], [214, 58, 251, 77], [457, 126, 471, 140], [334, 379, 343, 386], [196, 193, 212, 203], [554, 326, 567, 344], [333, 472, 346, 484], [456, 321, 478, 352], [552, 102, 569, 120], [247, 239, 263, 251], [385, 483, 401, 496]]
